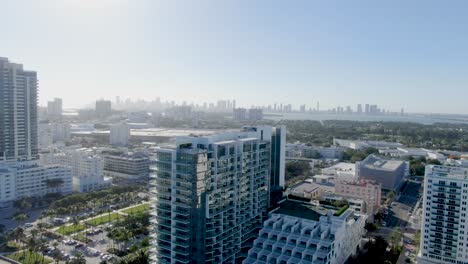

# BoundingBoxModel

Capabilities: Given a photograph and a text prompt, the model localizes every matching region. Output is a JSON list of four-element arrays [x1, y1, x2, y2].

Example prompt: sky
[[1, 0, 468, 114]]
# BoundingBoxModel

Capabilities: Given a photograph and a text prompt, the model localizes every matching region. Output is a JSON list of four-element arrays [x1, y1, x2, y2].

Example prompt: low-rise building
[[335, 180, 382, 215], [110, 123, 130, 146], [286, 143, 344, 160], [103, 152, 150, 179], [322, 162, 357, 182], [356, 155, 407, 191], [40, 148, 111, 192], [0, 161, 73, 204], [333, 138, 403, 150], [244, 200, 366, 264]]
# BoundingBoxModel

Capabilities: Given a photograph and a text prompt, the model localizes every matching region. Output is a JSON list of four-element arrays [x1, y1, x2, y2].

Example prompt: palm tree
[[72, 216, 80, 235], [135, 250, 150, 264], [69, 252, 86, 264], [51, 249, 63, 264], [13, 213, 29, 227]]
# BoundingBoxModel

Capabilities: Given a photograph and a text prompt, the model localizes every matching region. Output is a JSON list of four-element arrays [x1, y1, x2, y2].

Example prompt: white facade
[[40, 148, 111, 192], [0, 161, 73, 203], [322, 162, 357, 182], [244, 205, 366, 264], [0, 167, 16, 205], [110, 123, 130, 146], [418, 165, 468, 264]]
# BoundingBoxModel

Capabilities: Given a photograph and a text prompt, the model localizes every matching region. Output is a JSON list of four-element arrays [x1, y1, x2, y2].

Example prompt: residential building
[[103, 152, 149, 179], [95, 100, 112, 117], [244, 200, 366, 264], [13, 162, 73, 198], [47, 98, 62, 118], [0, 57, 38, 162], [356, 155, 407, 191], [40, 147, 111, 192], [150, 128, 272, 263], [0, 58, 72, 204], [243, 126, 286, 205], [110, 123, 130, 146], [335, 180, 382, 215], [418, 165, 468, 264], [0, 167, 16, 205]]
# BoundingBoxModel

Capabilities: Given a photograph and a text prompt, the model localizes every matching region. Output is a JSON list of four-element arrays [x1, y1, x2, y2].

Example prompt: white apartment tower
[[418, 165, 468, 264], [0, 57, 73, 204], [0, 57, 38, 162]]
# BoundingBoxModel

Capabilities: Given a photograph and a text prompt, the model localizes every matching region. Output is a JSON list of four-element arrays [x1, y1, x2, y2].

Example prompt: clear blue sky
[[2, 0, 468, 113]]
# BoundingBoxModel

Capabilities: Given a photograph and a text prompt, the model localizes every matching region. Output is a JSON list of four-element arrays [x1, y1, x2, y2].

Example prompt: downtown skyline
[[2, 0, 468, 114]]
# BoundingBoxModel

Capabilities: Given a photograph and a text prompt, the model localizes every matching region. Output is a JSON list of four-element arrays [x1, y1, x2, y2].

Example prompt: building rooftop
[[323, 162, 356, 174], [273, 200, 327, 221], [360, 155, 405, 171]]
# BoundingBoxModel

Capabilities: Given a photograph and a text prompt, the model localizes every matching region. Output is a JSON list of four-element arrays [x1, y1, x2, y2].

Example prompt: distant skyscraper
[[357, 104, 363, 114], [47, 98, 63, 118], [0, 57, 38, 161], [300, 104, 306, 113], [418, 165, 468, 264], [95, 100, 112, 117], [317, 101, 320, 112], [365, 104, 370, 114]]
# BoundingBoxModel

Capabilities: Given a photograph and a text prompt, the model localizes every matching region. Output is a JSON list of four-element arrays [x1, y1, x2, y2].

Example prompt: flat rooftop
[[274, 200, 327, 221], [324, 162, 356, 172], [71, 128, 238, 139]]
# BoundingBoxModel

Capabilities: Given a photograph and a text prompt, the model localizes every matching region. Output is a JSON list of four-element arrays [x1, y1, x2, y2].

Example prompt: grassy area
[[73, 233, 93, 243], [56, 224, 86, 235], [86, 212, 122, 226], [121, 204, 150, 215], [6, 251, 52, 264]]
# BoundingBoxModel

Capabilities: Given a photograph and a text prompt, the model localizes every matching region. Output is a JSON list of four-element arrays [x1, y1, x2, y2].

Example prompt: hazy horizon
[[2, 0, 468, 114]]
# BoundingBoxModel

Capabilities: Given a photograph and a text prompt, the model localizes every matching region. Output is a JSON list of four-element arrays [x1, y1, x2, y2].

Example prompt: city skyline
[[2, 1, 468, 114]]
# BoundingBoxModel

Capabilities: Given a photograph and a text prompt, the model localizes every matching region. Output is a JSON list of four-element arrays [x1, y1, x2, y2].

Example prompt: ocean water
[[264, 112, 468, 125]]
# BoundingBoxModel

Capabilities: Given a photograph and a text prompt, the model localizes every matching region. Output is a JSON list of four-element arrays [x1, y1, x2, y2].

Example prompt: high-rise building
[[243, 126, 286, 205], [95, 100, 112, 117], [0, 57, 38, 162], [0, 57, 73, 204], [47, 98, 62, 118], [357, 104, 362, 114], [150, 128, 274, 263], [418, 165, 468, 264], [365, 104, 370, 114]]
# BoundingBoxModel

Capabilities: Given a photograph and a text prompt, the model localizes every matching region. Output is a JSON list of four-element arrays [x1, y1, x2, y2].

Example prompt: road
[[369, 180, 422, 264]]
